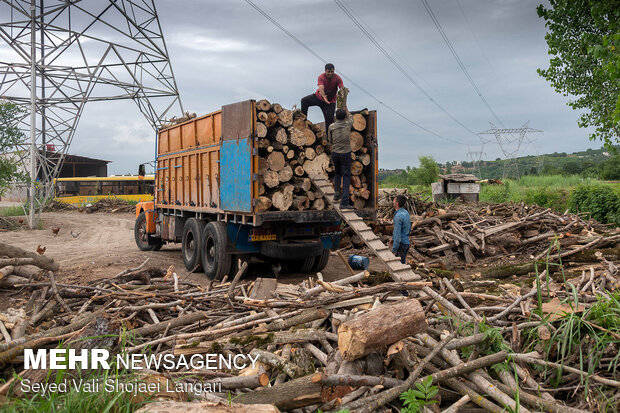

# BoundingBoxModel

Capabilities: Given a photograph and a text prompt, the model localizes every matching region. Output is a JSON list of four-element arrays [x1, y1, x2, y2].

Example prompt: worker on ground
[[328, 107, 354, 209], [301, 63, 344, 133], [391, 195, 411, 263]]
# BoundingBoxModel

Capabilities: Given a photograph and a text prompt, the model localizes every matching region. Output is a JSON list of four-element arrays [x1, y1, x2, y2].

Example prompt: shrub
[[569, 184, 620, 225], [523, 187, 569, 212]]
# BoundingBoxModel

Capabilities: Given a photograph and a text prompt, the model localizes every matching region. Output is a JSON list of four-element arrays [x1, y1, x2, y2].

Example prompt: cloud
[[168, 32, 259, 52]]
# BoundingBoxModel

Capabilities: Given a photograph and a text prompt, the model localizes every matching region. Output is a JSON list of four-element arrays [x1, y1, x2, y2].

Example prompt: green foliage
[[413, 156, 439, 186], [0, 101, 27, 195], [600, 155, 620, 180], [0, 205, 24, 217], [569, 184, 620, 225], [537, 1, 620, 146], [523, 186, 569, 212], [399, 376, 438, 413]]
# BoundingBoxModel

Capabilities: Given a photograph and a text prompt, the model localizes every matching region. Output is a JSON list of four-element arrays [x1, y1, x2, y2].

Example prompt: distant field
[[380, 175, 620, 222]]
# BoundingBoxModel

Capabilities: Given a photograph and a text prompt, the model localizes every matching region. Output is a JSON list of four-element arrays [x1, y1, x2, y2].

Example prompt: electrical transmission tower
[[466, 144, 485, 179], [0, 0, 183, 227], [478, 122, 542, 179]]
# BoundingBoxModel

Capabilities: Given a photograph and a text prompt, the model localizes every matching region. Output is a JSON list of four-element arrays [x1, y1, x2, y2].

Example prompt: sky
[[4, 0, 603, 174]]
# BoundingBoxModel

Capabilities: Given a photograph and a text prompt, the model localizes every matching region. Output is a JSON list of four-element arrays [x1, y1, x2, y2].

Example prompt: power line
[[243, 0, 470, 146], [420, 0, 505, 128], [334, 0, 481, 140]]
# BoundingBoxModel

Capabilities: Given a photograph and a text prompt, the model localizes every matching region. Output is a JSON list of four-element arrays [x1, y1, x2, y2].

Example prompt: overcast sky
[[61, 0, 600, 174]]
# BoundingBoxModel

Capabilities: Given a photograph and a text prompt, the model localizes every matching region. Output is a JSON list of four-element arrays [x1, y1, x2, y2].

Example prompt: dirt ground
[[0, 211, 388, 288]]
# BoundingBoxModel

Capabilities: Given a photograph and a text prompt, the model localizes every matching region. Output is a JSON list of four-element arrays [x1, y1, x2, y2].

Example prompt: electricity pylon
[[0, 0, 183, 227]]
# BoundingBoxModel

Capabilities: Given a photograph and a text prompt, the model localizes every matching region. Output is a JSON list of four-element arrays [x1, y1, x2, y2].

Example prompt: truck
[[134, 99, 378, 279]]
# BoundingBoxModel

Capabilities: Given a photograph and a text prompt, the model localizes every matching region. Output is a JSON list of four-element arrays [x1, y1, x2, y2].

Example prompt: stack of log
[[254, 99, 374, 212], [0, 242, 58, 290], [1, 242, 618, 412], [377, 187, 434, 218]]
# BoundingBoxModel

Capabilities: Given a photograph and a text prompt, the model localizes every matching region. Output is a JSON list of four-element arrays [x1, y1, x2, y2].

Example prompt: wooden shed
[[431, 173, 480, 203]]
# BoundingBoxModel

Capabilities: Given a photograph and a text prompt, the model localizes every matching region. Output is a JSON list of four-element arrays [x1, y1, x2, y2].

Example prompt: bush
[[569, 184, 620, 225], [523, 187, 569, 212]]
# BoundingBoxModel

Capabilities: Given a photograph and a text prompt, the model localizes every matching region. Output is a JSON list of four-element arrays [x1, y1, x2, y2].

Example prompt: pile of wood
[[368, 201, 619, 268], [377, 187, 434, 218], [83, 197, 136, 214], [255, 99, 374, 212], [2, 239, 619, 412], [0, 242, 58, 290]]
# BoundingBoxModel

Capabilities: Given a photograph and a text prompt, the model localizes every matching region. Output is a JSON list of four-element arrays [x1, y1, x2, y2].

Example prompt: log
[[315, 145, 324, 155], [255, 122, 267, 138], [267, 152, 285, 172], [255, 197, 272, 213], [286, 150, 295, 160], [265, 112, 279, 128], [0, 266, 14, 280], [351, 175, 361, 188], [264, 170, 280, 189], [0, 274, 28, 288], [351, 161, 363, 176], [350, 131, 364, 152], [272, 103, 282, 114], [278, 165, 293, 183], [135, 401, 279, 413], [303, 129, 316, 146], [256, 99, 271, 112], [235, 374, 322, 410], [0, 258, 34, 266], [292, 117, 307, 130], [359, 188, 370, 200], [12, 264, 44, 279], [258, 158, 268, 175], [272, 185, 294, 211], [354, 198, 366, 210], [288, 127, 306, 147], [294, 166, 305, 176], [257, 111, 268, 122], [292, 196, 309, 211], [0, 242, 60, 271], [257, 138, 270, 149], [307, 191, 316, 201], [278, 109, 293, 127], [359, 153, 371, 166], [293, 177, 312, 192], [312, 198, 325, 211], [258, 183, 265, 196], [303, 153, 330, 180], [273, 128, 288, 145], [305, 147, 316, 160], [352, 114, 366, 131], [338, 298, 426, 361]]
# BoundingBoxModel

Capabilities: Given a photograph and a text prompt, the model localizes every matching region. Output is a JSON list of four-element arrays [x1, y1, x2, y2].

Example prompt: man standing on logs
[[391, 195, 411, 263], [301, 63, 344, 133], [328, 108, 354, 209]]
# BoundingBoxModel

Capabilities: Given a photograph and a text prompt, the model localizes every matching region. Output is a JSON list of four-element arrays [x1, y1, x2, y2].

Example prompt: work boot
[[333, 192, 341, 202]]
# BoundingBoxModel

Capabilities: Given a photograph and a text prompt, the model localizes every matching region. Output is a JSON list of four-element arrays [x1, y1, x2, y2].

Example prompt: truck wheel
[[312, 249, 330, 272], [135, 211, 159, 251], [288, 257, 315, 273], [260, 239, 323, 260], [201, 221, 231, 280], [182, 218, 205, 271]]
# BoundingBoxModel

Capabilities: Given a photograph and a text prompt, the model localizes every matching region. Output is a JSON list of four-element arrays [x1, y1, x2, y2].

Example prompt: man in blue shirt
[[391, 194, 411, 264]]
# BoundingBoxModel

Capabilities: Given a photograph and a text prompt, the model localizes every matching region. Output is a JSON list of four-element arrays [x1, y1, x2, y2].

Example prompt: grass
[[0, 206, 25, 217]]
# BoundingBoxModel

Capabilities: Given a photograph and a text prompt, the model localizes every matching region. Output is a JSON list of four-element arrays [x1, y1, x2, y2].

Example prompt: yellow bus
[[53, 176, 155, 205]]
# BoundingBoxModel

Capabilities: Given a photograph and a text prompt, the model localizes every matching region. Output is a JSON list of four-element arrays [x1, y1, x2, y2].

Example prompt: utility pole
[[28, 0, 36, 228], [479, 122, 542, 180]]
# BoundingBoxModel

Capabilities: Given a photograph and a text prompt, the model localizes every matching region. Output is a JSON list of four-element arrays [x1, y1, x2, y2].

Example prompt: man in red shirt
[[301, 63, 344, 133]]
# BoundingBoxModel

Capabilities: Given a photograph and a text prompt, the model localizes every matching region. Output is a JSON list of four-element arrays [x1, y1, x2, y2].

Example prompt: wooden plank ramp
[[312, 177, 420, 282]]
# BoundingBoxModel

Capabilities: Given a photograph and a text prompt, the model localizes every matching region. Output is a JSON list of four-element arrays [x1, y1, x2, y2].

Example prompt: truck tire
[[288, 257, 315, 273], [312, 249, 330, 272], [182, 218, 205, 271], [260, 239, 323, 260], [135, 211, 161, 251], [201, 221, 231, 280]]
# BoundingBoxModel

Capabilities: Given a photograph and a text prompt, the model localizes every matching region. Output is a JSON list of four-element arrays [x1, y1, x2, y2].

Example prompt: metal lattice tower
[[0, 0, 183, 227], [479, 122, 542, 179], [466, 144, 485, 179]]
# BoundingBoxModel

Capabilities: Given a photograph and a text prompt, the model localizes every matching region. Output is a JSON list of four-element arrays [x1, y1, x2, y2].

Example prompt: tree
[[0, 101, 26, 195], [537, 1, 620, 146], [413, 156, 440, 186]]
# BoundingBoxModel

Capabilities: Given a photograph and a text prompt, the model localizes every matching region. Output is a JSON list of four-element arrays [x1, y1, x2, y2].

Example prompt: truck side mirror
[[138, 164, 146, 177]]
